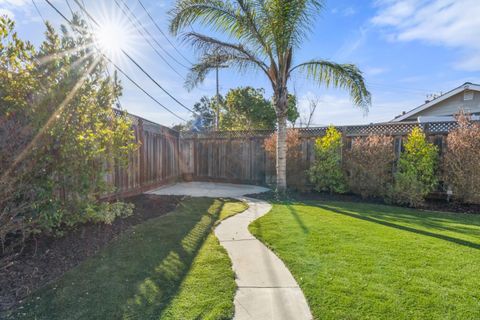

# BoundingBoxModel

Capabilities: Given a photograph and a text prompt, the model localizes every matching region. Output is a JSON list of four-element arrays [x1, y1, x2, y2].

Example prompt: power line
[[32, 0, 46, 24], [43, 0, 187, 122], [136, 0, 193, 65], [65, 0, 74, 17], [112, 0, 186, 79], [45, 0, 71, 22], [117, 0, 190, 69], [103, 56, 187, 121], [71, 0, 199, 116]]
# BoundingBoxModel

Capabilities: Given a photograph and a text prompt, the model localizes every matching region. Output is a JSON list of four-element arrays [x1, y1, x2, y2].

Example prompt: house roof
[[391, 82, 480, 122]]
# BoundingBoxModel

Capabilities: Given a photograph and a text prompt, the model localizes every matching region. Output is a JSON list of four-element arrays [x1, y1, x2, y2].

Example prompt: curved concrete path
[[148, 182, 312, 320]]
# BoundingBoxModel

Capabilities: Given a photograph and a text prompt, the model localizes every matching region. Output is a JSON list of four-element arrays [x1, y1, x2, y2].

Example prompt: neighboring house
[[391, 82, 480, 122]]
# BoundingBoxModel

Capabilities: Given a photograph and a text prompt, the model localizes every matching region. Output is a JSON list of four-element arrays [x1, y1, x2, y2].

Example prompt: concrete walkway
[[148, 182, 312, 320]]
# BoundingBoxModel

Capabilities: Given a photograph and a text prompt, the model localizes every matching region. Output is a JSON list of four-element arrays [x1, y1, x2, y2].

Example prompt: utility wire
[[136, 0, 193, 65], [112, 0, 186, 79], [103, 56, 187, 121], [32, 0, 47, 24], [65, 0, 74, 17], [45, 0, 71, 22], [43, 0, 187, 122], [71, 0, 198, 116], [117, 0, 190, 69], [72, 0, 200, 116]]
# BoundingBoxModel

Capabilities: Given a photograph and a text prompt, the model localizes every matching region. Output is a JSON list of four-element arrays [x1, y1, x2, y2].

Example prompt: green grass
[[11, 197, 247, 320], [249, 200, 480, 319]]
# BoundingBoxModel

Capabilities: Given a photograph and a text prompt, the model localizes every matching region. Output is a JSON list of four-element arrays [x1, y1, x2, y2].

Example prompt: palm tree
[[170, 0, 371, 193]]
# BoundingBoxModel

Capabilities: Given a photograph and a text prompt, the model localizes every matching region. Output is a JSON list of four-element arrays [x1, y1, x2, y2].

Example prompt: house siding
[[404, 90, 480, 121]]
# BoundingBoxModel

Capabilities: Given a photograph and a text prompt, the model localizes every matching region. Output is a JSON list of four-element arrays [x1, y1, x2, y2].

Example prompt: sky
[[2, 0, 480, 127]]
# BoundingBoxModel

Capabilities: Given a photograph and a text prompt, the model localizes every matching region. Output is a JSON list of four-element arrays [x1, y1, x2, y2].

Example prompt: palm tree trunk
[[276, 112, 288, 193]]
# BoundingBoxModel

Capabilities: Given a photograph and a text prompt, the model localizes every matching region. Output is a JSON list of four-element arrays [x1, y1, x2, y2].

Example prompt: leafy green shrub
[[443, 112, 480, 204], [345, 135, 395, 199], [0, 17, 137, 251], [390, 127, 438, 207], [308, 126, 347, 193], [86, 202, 134, 225]]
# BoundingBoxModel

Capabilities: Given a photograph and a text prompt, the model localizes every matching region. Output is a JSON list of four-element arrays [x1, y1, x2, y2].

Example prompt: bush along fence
[[177, 116, 479, 204], [105, 114, 479, 206], [107, 116, 469, 200], [177, 120, 451, 183]]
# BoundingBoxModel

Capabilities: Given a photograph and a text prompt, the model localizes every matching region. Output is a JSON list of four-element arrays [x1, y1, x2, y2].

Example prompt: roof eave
[[391, 83, 480, 122]]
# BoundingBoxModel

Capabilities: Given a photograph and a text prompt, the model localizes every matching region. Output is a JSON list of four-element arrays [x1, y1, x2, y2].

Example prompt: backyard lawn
[[10, 197, 247, 320], [249, 200, 480, 319]]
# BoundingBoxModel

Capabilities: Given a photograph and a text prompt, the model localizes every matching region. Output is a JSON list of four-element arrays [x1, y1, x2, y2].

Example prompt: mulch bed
[[247, 190, 480, 214], [0, 194, 183, 312]]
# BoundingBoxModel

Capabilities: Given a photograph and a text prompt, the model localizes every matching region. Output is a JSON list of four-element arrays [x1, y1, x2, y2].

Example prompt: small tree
[[222, 87, 275, 130], [443, 112, 480, 204], [308, 126, 347, 193], [345, 135, 394, 199], [390, 127, 438, 206]]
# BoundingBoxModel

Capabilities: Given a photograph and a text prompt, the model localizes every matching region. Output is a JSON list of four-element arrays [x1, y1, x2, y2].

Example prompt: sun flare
[[96, 21, 129, 58], [93, 7, 137, 63], [97, 23, 125, 54]]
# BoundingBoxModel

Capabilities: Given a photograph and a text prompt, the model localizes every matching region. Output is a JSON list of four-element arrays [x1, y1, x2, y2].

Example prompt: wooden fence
[[109, 117, 466, 197], [178, 121, 461, 187], [105, 114, 180, 198]]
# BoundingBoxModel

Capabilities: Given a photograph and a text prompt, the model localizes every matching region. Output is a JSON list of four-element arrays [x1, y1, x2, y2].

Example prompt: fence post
[[138, 118, 145, 189]]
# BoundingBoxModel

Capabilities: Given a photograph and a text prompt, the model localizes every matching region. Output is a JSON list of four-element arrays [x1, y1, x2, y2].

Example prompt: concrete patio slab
[[146, 182, 312, 320], [147, 181, 269, 198]]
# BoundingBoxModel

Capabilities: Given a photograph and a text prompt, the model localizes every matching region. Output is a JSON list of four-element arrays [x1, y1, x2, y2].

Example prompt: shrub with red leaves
[[345, 135, 395, 199], [443, 112, 480, 204]]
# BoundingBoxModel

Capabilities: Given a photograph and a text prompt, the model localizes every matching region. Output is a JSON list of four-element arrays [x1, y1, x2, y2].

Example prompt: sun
[[95, 21, 129, 59], [97, 23, 124, 55], [92, 5, 137, 63]]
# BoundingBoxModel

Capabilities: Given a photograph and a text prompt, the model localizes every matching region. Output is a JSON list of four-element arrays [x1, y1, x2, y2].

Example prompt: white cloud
[[365, 67, 388, 76], [372, 0, 480, 71], [0, 0, 31, 22], [0, 0, 28, 5], [331, 6, 357, 17], [343, 7, 357, 16], [0, 8, 14, 19]]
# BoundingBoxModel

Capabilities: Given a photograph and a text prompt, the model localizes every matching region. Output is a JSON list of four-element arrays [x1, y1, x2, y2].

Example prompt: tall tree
[[222, 87, 298, 130], [170, 0, 371, 192]]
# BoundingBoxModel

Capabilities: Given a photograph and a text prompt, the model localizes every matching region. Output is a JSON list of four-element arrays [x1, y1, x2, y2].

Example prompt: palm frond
[[291, 60, 371, 109], [185, 52, 260, 90], [260, 0, 324, 54], [170, 0, 237, 35], [183, 32, 269, 72], [169, 0, 268, 57]]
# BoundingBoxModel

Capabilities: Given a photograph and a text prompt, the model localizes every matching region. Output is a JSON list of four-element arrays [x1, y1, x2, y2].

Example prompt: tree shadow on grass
[[13, 198, 225, 320], [123, 199, 225, 319], [286, 204, 309, 234], [316, 204, 480, 250]]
